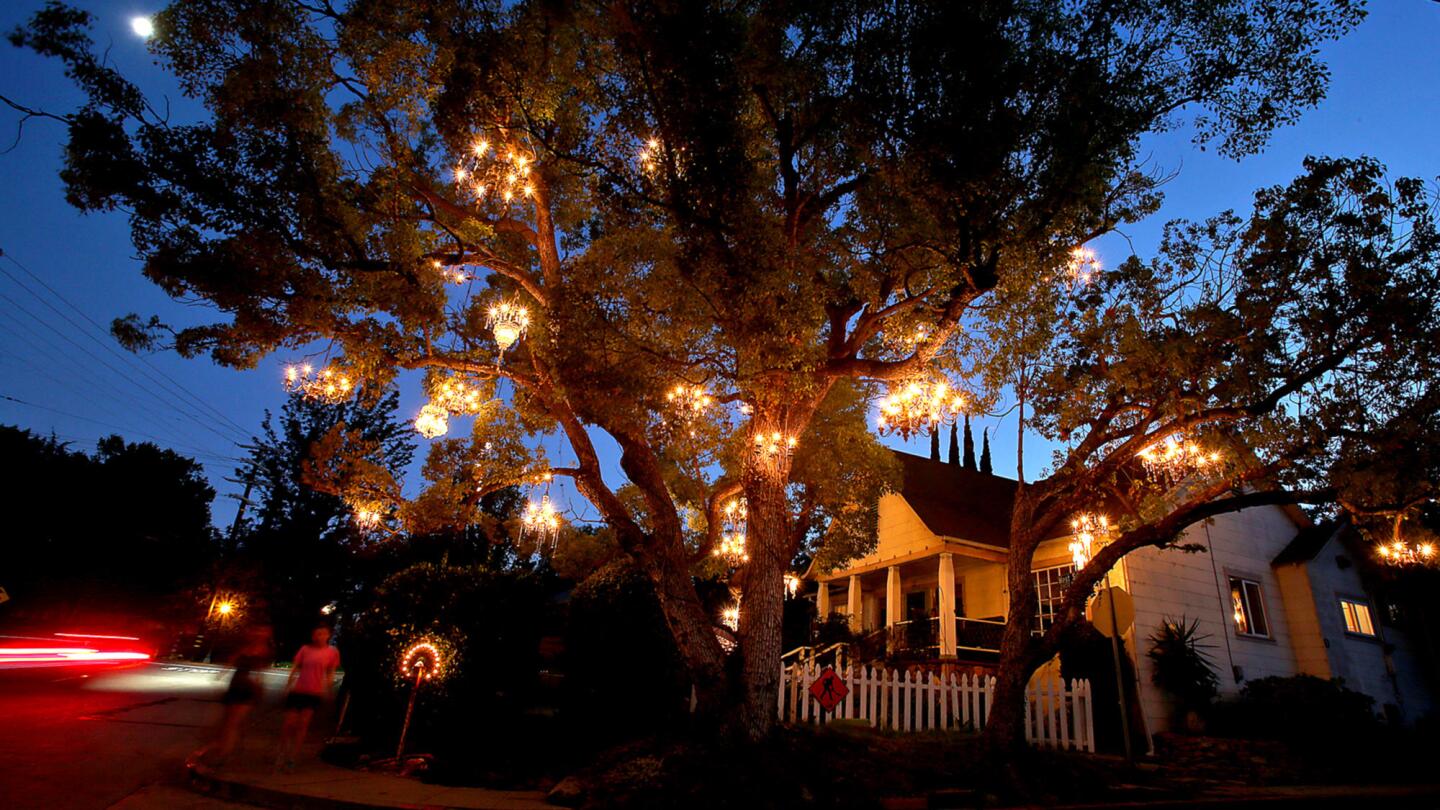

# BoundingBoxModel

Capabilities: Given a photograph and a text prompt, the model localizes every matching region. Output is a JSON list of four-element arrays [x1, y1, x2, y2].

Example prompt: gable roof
[[891, 451, 1020, 549], [1272, 521, 1340, 566]]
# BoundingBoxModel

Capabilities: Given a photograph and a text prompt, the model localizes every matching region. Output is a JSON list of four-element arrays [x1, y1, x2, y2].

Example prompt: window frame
[[1227, 575, 1272, 639], [1338, 596, 1378, 638], [1032, 563, 1076, 632]]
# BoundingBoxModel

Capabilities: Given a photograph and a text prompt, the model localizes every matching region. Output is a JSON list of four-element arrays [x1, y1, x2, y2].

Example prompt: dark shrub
[[1147, 616, 1219, 723], [1207, 674, 1377, 744]]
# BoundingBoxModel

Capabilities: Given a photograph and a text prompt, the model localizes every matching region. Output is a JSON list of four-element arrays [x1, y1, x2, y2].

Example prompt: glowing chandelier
[[284, 364, 354, 404], [721, 604, 741, 631], [713, 498, 749, 565], [753, 430, 798, 466], [1378, 539, 1437, 566], [434, 377, 487, 415], [487, 300, 530, 355], [876, 377, 966, 440], [414, 404, 450, 439], [666, 384, 713, 421], [451, 138, 537, 207], [784, 573, 801, 598], [350, 499, 386, 531], [1068, 512, 1112, 570], [1137, 434, 1220, 483], [522, 493, 562, 551], [1068, 246, 1102, 287]]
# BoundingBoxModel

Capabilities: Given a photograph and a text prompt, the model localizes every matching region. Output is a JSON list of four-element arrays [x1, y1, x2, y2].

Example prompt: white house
[[807, 450, 1437, 741]]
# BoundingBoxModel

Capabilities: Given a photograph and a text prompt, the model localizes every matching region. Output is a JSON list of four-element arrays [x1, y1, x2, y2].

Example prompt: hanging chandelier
[[1068, 512, 1112, 570], [1068, 246, 1102, 287], [1136, 434, 1220, 483], [1377, 540, 1437, 566], [414, 404, 450, 439], [522, 493, 562, 551], [876, 377, 966, 440], [753, 431, 798, 466], [451, 137, 538, 207], [434, 377, 487, 415], [284, 364, 354, 404], [487, 300, 530, 355], [721, 604, 741, 631], [784, 573, 801, 598], [712, 497, 750, 564], [666, 384, 713, 420], [350, 499, 386, 531]]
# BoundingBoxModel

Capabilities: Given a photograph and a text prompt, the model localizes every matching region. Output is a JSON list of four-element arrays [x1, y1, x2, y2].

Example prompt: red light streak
[[54, 632, 143, 641], [0, 644, 152, 667]]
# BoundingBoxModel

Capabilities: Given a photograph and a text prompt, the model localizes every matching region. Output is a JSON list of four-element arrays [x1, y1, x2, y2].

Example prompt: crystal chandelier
[[666, 384, 713, 420], [1377, 540, 1437, 566], [721, 604, 741, 631], [487, 301, 530, 355], [350, 499, 385, 531], [1068, 246, 1102, 287], [522, 493, 562, 551], [434, 377, 486, 414], [753, 431, 798, 466], [876, 378, 966, 440], [284, 364, 354, 404], [414, 404, 450, 439], [712, 497, 749, 563], [1136, 434, 1220, 483], [1068, 512, 1112, 570], [451, 137, 537, 207], [784, 573, 801, 598]]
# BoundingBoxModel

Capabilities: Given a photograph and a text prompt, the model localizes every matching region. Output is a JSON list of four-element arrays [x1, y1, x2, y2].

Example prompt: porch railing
[[883, 615, 1007, 657]]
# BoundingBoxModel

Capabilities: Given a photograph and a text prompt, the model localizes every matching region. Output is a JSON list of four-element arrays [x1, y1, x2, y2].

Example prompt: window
[[1033, 564, 1075, 631], [1229, 576, 1270, 637], [1340, 598, 1376, 636]]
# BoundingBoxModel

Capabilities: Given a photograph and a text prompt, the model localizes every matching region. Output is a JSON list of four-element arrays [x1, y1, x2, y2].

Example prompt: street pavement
[[0, 662, 285, 810]]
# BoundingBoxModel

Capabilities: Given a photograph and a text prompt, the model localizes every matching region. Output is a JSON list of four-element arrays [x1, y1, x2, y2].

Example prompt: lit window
[[1033, 564, 1075, 631], [1340, 599, 1376, 636], [1228, 576, 1269, 637]]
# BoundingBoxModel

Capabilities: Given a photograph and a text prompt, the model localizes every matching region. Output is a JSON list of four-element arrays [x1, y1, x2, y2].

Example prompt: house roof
[[1272, 521, 1341, 566], [891, 451, 1020, 549]]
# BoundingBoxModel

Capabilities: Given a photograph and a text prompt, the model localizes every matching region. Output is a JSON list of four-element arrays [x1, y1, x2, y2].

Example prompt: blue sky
[[1, 2, 1438, 528]]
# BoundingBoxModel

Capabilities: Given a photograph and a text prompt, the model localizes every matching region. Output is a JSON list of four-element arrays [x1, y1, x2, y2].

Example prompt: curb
[[186, 763, 461, 810]]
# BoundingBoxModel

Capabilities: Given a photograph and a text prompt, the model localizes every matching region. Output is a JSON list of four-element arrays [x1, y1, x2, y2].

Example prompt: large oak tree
[[9, 0, 1366, 739]]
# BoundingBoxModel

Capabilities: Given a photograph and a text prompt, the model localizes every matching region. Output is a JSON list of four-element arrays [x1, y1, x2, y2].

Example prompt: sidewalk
[[183, 682, 549, 810]]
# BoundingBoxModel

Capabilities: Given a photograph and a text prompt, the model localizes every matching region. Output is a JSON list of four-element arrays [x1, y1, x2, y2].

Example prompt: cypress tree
[[929, 425, 940, 460], [962, 414, 977, 470], [947, 421, 960, 465], [980, 428, 993, 474]]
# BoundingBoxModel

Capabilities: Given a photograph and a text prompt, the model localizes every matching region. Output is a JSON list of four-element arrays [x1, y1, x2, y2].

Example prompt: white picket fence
[[777, 663, 1095, 752]]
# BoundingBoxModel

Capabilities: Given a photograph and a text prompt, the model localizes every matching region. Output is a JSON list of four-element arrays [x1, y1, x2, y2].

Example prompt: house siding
[[1297, 537, 1435, 722], [1124, 505, 1303, 740]]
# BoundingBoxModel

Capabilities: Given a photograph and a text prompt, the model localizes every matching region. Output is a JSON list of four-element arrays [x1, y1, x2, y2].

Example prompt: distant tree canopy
[[0, 425, 216, 624]]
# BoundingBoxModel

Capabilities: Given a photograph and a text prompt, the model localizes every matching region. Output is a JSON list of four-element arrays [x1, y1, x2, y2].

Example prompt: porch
[[814, 547, 1012, 660]]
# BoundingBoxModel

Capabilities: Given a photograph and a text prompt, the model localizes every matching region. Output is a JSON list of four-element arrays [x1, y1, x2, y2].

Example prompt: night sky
[[1, 2, 1438, 529]]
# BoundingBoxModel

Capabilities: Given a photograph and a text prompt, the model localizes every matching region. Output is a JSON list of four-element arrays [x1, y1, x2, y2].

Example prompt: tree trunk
[[731, 455, 792, 740], [981, 499, 1045, 751], [642, 535, 729, 726]]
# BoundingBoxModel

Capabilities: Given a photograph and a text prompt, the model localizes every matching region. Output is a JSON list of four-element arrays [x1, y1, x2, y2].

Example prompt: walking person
[[275, 623, 340, 773], [192, 625, 273, 769]]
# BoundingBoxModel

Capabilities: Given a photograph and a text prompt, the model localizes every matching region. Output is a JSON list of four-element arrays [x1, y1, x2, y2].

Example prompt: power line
[[0, 287, 249, 448], [0, 250, 255, 442], [0, 393, 247, 465], [0, 323, 239, 456]]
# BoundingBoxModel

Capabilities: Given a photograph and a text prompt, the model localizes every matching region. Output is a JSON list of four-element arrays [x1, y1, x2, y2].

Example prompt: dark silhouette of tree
[[963, 415, 977, 471], [929, 425, 940, 461], [236, 390, 414, 648], [947, 421, 960, 466], [979, 428, 992, 475], [0, 426, 216, 630]]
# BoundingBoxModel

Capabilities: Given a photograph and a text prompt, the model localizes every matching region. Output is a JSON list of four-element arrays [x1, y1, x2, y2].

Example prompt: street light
[[130, 16, 155, 38]]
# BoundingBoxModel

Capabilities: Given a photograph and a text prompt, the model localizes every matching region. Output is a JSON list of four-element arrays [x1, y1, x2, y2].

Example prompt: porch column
[[847, 575, 863, 631], [938, 552, 957, 658], [816, 580, 831, 617], [886, 565, 903, 653]]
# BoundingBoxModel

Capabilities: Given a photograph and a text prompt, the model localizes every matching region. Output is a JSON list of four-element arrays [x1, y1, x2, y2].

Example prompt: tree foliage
[[11, 0, 1366, 737]]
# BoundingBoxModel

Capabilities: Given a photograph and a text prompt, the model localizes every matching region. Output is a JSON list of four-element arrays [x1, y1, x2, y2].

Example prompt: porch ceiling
[[812, 540, 1005, 582]]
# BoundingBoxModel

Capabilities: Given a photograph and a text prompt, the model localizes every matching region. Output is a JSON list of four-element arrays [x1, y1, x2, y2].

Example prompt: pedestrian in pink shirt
[[275, 624, 340, 772]]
